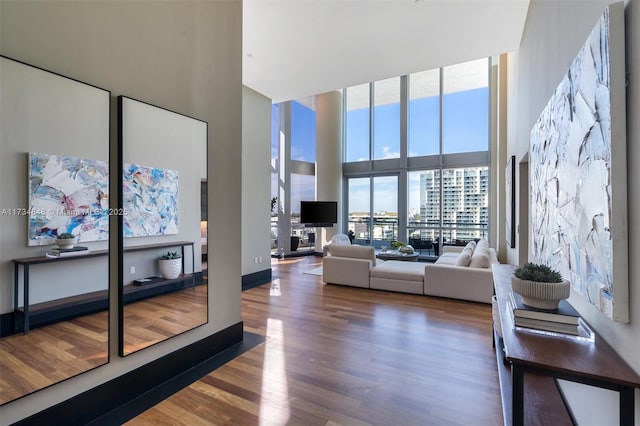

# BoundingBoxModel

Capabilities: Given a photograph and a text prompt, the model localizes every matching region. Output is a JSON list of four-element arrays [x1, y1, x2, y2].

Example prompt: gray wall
[[506, 0, 640, 422], [241, 86, 272, 276], [0, 1, 242, 423]]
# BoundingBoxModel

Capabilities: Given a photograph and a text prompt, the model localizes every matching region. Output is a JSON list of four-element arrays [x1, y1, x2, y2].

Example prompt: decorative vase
[[290, 236, 300, 252], [398, 245, 415, 254], [56, 237, 76, 249], [511, 275, 570, 310], [159, 258, 182, 279]]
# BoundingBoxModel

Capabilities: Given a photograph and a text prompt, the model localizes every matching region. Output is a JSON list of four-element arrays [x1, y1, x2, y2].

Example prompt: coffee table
[[375, 250, 419, 262]]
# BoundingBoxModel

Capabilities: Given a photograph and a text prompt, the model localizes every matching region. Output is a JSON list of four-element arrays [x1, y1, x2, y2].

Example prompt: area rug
[[303, 266, 323, 276]]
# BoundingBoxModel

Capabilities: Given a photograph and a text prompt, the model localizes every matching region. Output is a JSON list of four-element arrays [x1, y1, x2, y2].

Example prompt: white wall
[[241, 86, 272, 276], [507, 0, 640, 422], [0, 1, 242, 423], [315, 91, 343, 247]]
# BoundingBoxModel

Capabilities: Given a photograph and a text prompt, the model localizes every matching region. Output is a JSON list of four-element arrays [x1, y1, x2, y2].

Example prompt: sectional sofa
[[322, 240, 498, 304]]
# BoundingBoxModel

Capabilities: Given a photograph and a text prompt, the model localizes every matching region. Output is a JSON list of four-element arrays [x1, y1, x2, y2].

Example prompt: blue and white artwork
[[122, 163, 179, 237], [28, 152, 110, 245], [530, 5, 628, 321]]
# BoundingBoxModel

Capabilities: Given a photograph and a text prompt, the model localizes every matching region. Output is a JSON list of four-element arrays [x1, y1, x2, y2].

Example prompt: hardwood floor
[[123, 284, 208, 355], [128, 256, 503, 425], [0, 283, 208, 405]]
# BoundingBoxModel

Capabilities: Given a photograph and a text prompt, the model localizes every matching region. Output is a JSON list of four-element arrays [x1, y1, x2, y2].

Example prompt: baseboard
[[13, 322, 264, 426], [242, 268, 271, 291]]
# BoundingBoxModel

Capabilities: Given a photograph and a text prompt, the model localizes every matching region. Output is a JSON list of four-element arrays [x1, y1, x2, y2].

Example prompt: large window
[[347, 178, 370, 244], [409, 69, 440, 157], [291, 100, 316, 162], [271, 100, 317, 255], [373, 77, 400, 160], [344, 58, 491, 255], [373, 176, 398, 244], [345, 84, 370, 162], [346, 176, 398, 247], [443, 59, 489, 154]]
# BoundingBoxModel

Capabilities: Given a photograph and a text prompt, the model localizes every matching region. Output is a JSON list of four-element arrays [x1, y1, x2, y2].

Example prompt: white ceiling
[[243, 0, 530, 103]]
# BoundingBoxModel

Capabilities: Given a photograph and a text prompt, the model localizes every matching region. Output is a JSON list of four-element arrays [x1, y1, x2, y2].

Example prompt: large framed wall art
[[529, 4, 628, 322]]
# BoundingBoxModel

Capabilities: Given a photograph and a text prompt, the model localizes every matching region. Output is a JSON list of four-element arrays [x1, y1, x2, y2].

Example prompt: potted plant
[[159, 251, 182, 279], [511, 262, 570, 310], [56, 232, 76, 249]]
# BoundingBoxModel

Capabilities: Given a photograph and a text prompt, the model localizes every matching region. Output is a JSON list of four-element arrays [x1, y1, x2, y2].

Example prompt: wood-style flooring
[[128, 256, 503, 425], [0, 283, 207, 405]]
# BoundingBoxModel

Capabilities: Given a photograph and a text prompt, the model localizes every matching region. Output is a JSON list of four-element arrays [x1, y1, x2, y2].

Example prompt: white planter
[[159, 258, 182, 280], [56, 237, 76, 249], [511, 275, 570, 310]]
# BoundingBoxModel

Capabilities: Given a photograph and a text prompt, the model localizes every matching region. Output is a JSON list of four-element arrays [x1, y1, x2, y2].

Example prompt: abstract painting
[[28, 152, 110, 245], [122, 163, 179, 237], [530, 5, 628, 321]]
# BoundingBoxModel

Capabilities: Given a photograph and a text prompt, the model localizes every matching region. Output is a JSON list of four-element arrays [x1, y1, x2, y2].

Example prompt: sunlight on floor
[[270, 279, 282, 296], [259, 318, 290, 426]]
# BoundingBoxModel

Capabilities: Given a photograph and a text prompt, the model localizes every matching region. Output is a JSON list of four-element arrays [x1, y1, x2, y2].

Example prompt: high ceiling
[[243, 0, 530, 103]]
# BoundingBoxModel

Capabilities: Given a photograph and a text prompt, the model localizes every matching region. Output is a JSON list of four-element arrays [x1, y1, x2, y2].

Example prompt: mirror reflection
[[119, 96, 208, 356], [0, 56, 110, 405]]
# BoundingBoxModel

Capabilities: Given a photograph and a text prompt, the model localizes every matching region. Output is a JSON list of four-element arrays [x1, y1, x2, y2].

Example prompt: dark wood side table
[[492, 264, 640, 426]]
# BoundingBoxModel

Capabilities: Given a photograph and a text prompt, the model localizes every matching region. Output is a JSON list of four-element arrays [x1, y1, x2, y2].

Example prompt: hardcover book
[[509, 291, 580, 325], [46, 246, 91, 257]]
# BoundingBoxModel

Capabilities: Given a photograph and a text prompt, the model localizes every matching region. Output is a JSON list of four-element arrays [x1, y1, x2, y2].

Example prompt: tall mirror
[[118, 96, 208, 356], [0, 56, 110, 405]]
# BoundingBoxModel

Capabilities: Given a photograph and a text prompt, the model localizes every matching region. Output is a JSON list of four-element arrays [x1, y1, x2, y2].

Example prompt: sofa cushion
[[435, 252, 459, 265], [475, 239, 489, 252], [469, 244, 491, 268], [328, 244, 377, 265], [370, 261, 425, 282], [465, 241, 477, 252], [455, 251, 472, 266]]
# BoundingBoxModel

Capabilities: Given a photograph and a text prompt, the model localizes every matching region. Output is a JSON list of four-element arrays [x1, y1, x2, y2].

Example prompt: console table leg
[[23, 266, 30, 334], [512, 364, 524, 426], [620, 386, 634, 426]]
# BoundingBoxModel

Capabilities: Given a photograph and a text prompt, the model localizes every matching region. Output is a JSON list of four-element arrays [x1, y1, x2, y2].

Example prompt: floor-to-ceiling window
[[373, 77, 401, 160], [344, 58, 491, 257], [345, 84, 370, 162], [271, 98, 317, 255]]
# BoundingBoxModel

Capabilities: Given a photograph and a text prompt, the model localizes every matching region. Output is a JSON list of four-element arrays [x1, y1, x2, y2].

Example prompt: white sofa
[[424, 240, 498, 303], [322, 240, 498, 304], [322, 244, 380, 288]]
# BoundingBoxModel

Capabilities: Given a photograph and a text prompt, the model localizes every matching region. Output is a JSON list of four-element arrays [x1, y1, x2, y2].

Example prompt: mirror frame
[[117, 95, 208, 356], [0, 55, 111, 405]]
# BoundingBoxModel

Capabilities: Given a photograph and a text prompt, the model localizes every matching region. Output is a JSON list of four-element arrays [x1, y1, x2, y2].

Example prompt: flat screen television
[[300, 201, 337, 227]]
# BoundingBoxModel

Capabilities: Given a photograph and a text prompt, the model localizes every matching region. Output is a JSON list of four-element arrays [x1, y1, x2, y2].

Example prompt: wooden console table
[[492, 264, 640, 426], [13, 240, 194, 334]]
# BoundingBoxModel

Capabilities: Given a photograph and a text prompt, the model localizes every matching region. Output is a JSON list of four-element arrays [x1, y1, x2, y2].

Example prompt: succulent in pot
[[56, 232, 76, 248], [159, 251, 182, 279], [511, 262, 570, 310]]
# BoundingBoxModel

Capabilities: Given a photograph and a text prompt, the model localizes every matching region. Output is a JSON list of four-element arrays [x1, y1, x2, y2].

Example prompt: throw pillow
[[465, 241, 476, 252], [456, 251, 472, 267], [469, 250, 491, 268]]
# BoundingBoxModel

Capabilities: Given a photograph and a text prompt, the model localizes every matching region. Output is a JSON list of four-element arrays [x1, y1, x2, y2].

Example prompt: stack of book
[[508, 291, 592, 338], [45, 246, 90, 258]]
